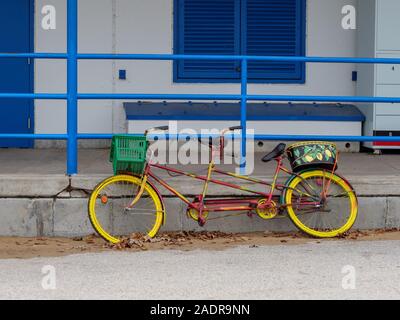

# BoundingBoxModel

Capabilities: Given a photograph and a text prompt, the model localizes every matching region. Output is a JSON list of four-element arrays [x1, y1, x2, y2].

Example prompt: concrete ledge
[[0, 150, 398, 236], [0, 173, 398, 237], [0, 194, 398, 237], [66, 173, 400, 198], [0, 175, 69, 197], [1, 174, 399, 198]]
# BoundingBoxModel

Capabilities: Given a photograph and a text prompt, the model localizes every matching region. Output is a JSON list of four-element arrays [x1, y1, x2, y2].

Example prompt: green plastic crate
[[110, 135, 149, 175]]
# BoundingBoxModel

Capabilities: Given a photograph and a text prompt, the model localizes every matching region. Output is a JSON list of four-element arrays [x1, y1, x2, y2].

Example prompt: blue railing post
[[240, 58, 248, 174], [67, 0, 78, 175]]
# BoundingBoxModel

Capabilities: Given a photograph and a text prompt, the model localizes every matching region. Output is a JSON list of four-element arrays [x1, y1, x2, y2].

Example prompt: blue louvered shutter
[[177, 0, 241, 80], [245, 0, 305, 81]]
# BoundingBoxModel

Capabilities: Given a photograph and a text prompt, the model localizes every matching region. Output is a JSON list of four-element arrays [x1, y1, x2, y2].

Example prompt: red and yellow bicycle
[[88, 126, 358, 244]]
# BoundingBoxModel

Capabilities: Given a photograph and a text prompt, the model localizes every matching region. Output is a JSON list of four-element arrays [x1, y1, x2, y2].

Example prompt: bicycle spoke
[[91, 177, 161, 238], [286, 171, 356, 236]]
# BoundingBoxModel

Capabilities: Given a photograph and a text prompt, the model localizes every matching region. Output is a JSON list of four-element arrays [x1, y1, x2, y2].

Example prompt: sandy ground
[[1, 229, 400, 260]]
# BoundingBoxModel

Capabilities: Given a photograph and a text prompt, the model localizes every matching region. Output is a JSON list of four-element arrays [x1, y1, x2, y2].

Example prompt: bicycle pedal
[[198, 217, 206, 227]]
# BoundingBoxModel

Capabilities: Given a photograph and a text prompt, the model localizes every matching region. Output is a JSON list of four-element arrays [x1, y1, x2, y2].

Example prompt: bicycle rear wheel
[[88, 175, 164, 243], [284, 170, 358, 238]]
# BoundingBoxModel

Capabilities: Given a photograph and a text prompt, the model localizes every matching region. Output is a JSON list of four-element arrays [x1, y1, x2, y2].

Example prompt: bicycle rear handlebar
[[228, 126, 243, 131], [145, 125, 242, 140], [145, 125, 169, 136], [145, 125, 243, 161]]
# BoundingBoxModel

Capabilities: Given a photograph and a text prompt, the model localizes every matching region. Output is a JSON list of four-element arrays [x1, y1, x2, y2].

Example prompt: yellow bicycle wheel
[[88, 175, 164, 244], [284, 170, 358, 238]]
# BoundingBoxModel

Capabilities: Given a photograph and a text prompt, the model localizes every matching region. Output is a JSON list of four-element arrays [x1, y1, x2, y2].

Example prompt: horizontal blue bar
[[77, 53, 252, 61], [248, 95, 400, 103], [1, 93, 400, 104], [77, 53, 400, 65], [78, 93, 242, 100], [0, 133, 398, 142], [0, 134, 68, 140], [248, 56, 400, 64], [78, 134, 114, 139], [76, 133, 400, 142], [0, 53, 68, 59], [1, 53, 400, 65], [79, 93, 400, 104], [254, 135, 400, 142], [0, 93, 67, 99]]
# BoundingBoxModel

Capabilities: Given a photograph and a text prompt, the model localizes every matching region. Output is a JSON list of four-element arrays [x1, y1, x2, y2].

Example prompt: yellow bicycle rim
[[285, 170, 358, 238], [88, 175, 164, 244]]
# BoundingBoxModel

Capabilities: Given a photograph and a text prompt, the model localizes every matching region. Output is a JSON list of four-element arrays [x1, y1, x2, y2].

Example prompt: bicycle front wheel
[[284, 170, 358, 238], [88, 175, 164, 244]]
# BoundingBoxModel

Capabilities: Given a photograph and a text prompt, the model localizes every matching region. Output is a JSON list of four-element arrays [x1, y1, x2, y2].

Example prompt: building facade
[[1, 0, 398, 150]]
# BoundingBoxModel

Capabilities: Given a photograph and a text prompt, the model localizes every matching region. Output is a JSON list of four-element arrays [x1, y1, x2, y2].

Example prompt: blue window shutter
[[244, 0, 305, 81], [176, 0, 241, 80]]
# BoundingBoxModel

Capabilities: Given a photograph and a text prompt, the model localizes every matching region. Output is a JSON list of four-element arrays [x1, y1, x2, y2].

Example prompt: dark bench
[[124, 102, 365, 122]]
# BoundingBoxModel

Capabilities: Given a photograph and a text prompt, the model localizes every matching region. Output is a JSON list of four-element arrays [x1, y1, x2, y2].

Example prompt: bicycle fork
[[125, 174, 149, 210], [196, 161, 215, 226]]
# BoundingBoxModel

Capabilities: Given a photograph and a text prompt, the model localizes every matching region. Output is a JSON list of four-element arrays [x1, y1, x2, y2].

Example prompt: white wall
[[35, 0, 114, 139], [34, 0, 357, 140]]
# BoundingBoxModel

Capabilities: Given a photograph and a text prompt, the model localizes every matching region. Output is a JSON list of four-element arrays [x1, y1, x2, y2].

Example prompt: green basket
[[110, 135, 149, 175]]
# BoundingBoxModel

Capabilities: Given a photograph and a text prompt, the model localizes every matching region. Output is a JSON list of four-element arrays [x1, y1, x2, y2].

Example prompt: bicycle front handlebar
[[145, 126, 169, 136], [145, 125, 241, 162], [228, 126, 243, 131]]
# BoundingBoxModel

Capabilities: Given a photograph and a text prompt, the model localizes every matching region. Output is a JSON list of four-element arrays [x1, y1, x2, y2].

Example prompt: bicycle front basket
[[110, 135, 149, 175], [286, 141, 338, 173]]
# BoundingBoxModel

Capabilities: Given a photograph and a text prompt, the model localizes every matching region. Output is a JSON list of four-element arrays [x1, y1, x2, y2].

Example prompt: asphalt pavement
[[0, 240, 399, 300]]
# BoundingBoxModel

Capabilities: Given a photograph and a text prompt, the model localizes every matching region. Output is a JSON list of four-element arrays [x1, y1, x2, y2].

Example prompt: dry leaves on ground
[[107, 231, 242, 250], [106, 228, 400, 251], [340, 228, 400, 240]]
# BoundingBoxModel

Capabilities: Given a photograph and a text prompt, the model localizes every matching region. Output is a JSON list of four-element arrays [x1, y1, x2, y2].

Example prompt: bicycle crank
[[187, 208, 209, 222], [256, 200, 278, 220]]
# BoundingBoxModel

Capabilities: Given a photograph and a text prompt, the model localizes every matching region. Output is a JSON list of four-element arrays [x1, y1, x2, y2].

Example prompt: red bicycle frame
[[141, 155, 314, 216], [135, 127, 326, 224]]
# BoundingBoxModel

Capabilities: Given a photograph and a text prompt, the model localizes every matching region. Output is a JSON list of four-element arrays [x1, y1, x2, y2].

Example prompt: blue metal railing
[[67, 0, 79, 174], [1, 0, 400, 175]]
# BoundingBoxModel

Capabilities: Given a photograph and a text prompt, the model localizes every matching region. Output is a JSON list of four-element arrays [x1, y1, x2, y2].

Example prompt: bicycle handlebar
[[145, 126, 169, 136], [147, 125, 240, 138], [152, 126, 169, 131], [228, 126, 243, 131]]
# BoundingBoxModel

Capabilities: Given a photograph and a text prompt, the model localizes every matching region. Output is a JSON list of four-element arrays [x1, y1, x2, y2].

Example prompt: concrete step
[[1, 173, 399, 197], [0, 149, 399, 237], [0, 173, 399, 237]]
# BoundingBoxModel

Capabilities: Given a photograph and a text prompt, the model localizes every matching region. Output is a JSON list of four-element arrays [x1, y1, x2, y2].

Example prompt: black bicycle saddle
[[261, 143, 287, 162]]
